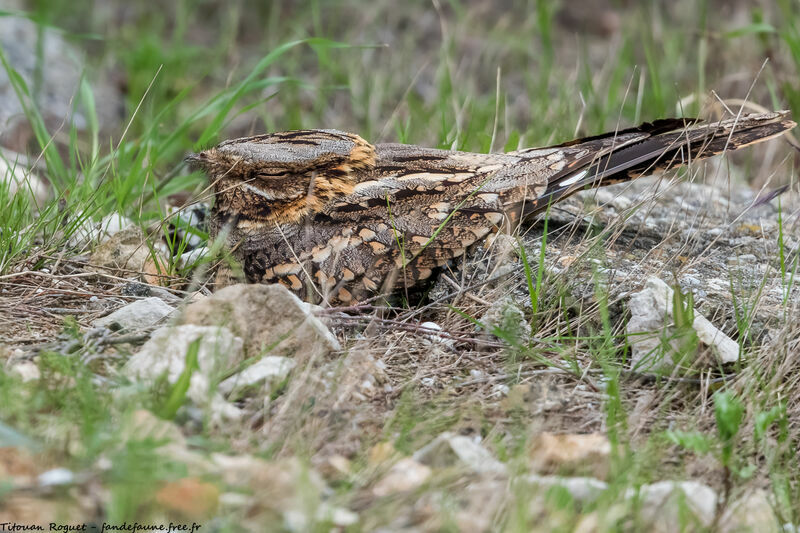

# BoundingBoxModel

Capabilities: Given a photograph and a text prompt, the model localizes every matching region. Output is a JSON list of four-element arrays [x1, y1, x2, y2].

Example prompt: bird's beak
[[185, 151, 208, 170]]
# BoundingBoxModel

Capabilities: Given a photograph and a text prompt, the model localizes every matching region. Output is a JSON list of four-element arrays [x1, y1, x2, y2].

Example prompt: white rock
[[524, 474, 609, 503], [491, 384, 510, 397], [285, 505, 357, 532], [692, 314, 740, 363], [627, 277, 739, 370], [38, 468, 74, 487], [69, 213, 133, 248], [629, 480, 717, 531], [9, 361, 40, 382], [0, 156, 49, 208], [94, 297, 174, 331], [319, 505, 359, 527], [719, 489, 779, 533], [177, 246, 208, 269], [523, 475, 716, 525], [0, 17, 121, 135], [414, 432, 507, 475], [180, 284, 340, 359], [124, 325, 244, 419], [219, 356, 295, 396]]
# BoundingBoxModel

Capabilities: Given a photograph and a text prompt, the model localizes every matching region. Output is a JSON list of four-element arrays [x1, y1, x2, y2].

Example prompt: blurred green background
[[0, 0, 797, 268], [4, 0, 799, 150]]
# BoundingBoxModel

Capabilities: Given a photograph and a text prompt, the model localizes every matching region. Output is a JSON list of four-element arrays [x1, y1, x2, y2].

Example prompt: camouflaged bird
[[187, 111, 795, 306]]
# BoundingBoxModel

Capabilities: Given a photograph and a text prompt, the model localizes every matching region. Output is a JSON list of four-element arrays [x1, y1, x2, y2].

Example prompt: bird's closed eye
[[255, 169, 292, 178]]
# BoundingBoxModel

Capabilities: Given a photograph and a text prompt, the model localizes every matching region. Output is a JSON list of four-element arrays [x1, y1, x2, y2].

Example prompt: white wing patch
[[557, 170, 588, 188]]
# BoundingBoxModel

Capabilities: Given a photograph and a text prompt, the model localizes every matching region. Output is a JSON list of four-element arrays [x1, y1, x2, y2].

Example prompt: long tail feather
[[531, 110, 795, 214]]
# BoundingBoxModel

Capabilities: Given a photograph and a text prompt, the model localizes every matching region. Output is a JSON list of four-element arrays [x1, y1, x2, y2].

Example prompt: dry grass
[[1, 0, 800, 528]]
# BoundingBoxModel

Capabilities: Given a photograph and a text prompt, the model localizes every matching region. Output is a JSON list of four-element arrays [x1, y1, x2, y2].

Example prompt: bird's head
[[187, 129, 376, 230]]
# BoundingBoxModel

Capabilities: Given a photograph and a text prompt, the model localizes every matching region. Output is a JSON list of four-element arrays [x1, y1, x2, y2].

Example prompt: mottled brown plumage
[[188, 111, 795, 306]]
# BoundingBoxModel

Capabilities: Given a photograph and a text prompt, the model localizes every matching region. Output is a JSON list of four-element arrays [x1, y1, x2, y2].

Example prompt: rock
[[719, 489, 780, 533], [177, 245, 208, 269], [372, 457, 432, 497], [420, 321, 442, 331], [8, 360, 40, 382], [285, 504, 359, 531], [218, 355, 295, 397], [529, 432, 611, 479], [37, 467, 74, 488], [69, 213, 133, 249], [323, 506, 359, 528], [630, 480, 717, 532], [0, 155, 49, 208], [691, 313, 740, 363], [93, 297, 174, 331], [524, 474, 609, 503], [124, 325, 244, 420], [179, 283, 340, 358], [627, 277, 739, 370], [0, 17, 121, 150], [89, 225, 168, 284], [491, 383, 510, 397], [284, 504, 359, 531], [414, 432, 506, 475]]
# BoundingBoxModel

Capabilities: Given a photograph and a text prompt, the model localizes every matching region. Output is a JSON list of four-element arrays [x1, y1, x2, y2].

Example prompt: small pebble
[[38, 468, 74, 487], [491, 384, 510, 397]]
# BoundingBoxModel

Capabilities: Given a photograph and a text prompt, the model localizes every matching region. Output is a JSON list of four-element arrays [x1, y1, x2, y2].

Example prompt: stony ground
[[2, 0, 800, 529], [2, 157, 798, 530]]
